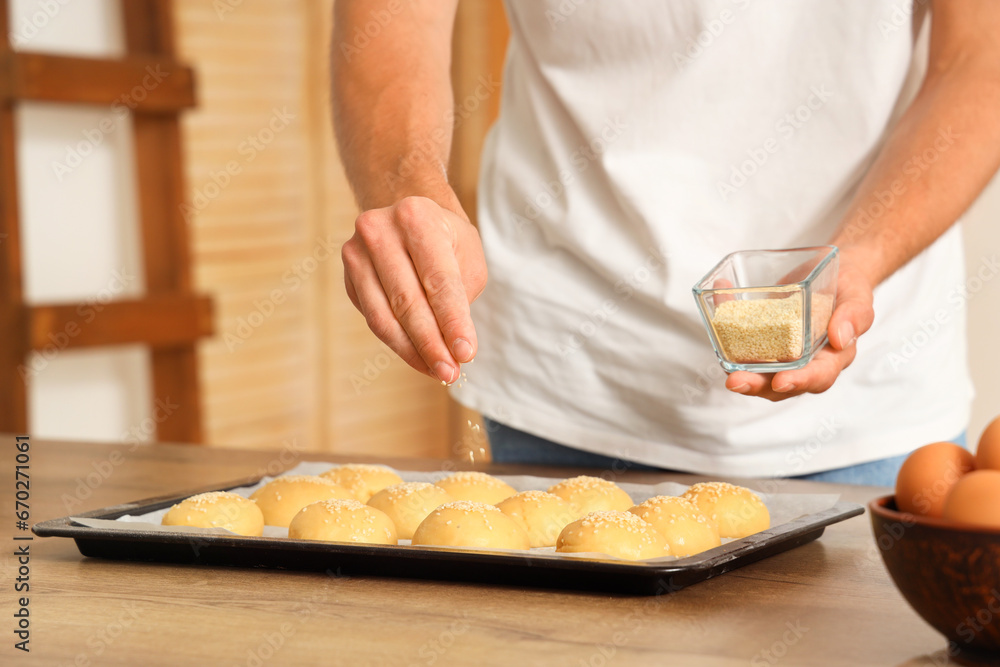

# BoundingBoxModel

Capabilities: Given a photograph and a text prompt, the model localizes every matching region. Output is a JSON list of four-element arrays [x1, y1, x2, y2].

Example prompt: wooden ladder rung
[[27, 294, 212, 350], [0, 51, 196, 111]]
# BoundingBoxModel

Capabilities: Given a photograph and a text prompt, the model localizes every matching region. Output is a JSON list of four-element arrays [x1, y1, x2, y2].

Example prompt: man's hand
[[726, 0, 1000, 400], [724, 257, 875, 401], [342, 196, 487, 384]]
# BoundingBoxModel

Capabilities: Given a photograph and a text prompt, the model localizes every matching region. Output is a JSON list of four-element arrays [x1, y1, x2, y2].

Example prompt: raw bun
[[681, 482, 770, 539], [496, 490, 576, 548], [320, 464, 404, 502], [895, 442, 975, 517], [556, 510, 669, 561], [629, 496, 721, 556], [249, 475, 354, 527], [161, 491, 264, 537], [367, 482, 454, 540], [288, 499, 397, 545], [411, 501, 530, 551], [547, 476, 633, 516], [942, 470, 1000, 529], [975, 417, 1000, 472], [434, 471, 517, 504]]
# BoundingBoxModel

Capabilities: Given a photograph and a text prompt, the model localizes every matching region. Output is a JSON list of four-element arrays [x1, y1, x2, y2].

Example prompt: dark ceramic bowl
[[870, 496, 1000, 663]]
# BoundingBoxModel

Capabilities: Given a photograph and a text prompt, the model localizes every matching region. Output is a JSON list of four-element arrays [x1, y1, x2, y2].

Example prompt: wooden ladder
[[0, 0, 212, 442]]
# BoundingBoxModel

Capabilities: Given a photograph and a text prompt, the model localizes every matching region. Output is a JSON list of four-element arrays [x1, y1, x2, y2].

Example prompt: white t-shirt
[[451, 0, 972, 477]]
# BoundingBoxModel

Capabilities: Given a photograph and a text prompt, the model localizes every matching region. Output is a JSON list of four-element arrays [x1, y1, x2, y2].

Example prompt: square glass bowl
[[692, 246, 839, 373]]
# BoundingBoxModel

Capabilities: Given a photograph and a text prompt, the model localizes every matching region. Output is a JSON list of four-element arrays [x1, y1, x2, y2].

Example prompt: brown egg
[[895, 442, 975, 517], [942, 470, 1000, 529], [975, 416, 1000, 472]]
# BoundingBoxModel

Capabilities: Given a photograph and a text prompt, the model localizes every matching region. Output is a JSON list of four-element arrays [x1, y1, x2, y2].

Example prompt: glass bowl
[[692, 246, 838, 373]]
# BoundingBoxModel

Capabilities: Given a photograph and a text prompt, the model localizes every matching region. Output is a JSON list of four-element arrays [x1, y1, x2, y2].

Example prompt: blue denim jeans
[[484, 418, 968, 487]]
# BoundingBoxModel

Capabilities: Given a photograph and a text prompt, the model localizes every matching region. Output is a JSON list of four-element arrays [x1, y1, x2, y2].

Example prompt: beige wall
[[963, 174, 1000, 443], [15, 0, 155, 444], [174, 0, 451, 456]]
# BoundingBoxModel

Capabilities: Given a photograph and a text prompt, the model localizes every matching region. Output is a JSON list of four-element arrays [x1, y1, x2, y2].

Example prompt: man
[[333, 0, 1000, 484]]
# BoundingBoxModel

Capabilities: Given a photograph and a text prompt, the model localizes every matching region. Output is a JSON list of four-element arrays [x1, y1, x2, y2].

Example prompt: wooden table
[[2, 437, 952, 666]]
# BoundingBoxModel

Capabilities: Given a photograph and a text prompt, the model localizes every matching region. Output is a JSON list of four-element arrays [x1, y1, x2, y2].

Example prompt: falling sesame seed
[[181, 491, 244, 507]]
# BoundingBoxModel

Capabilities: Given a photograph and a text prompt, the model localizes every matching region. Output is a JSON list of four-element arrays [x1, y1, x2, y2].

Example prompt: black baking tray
[[33, 476, 864, 595]]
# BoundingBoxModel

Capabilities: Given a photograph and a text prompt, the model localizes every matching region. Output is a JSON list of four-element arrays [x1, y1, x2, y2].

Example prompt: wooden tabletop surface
[[1, 436, 955, 666]]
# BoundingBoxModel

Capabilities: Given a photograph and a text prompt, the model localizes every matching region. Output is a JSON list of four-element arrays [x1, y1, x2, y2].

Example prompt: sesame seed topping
[[437, 500, 501, 514], [578, 510, 650, 531], [510, 490, 561, 502], [635, 495, 700, 513], [549, 476, 618, 493], [174, 491, 247, 509], [311, 499, 367, 512], [683, 482, 763, 505], [378, 482, 437, 499]]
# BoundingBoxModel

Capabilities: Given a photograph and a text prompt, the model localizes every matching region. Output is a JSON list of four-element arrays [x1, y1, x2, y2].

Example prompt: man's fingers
[[724, 260, 874, 401], [727, 345, 857, 401], [418, 261, 476, 363], [342, 197, 486, 383], [727, 370, 786, 401], [364, 234, 460, 383], [828, 267, 875, 351], [342, 239, 432, 377], [344, 271, 361, 311], [725, 371, 770, 395], [772, 345, 856, 393], [712, 278, 735, 306], [355, 207, 459, 381], [408, 241, 477, 363], [394, 201, 477, 364]]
